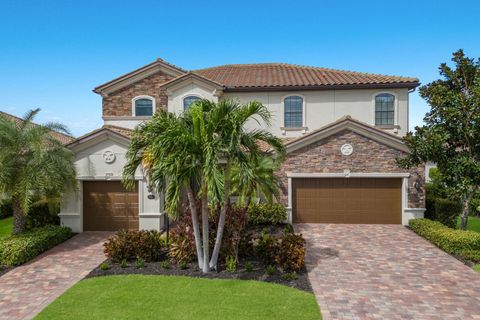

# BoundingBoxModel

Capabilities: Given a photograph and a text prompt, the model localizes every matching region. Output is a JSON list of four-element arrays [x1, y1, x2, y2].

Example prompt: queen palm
[[123, 99, 285, 272], [0, 109, 76, 234]]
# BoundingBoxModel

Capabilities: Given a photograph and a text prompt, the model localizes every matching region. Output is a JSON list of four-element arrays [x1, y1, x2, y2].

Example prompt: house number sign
[[103, 150, 116, 163], [341, 144, 353, 156]]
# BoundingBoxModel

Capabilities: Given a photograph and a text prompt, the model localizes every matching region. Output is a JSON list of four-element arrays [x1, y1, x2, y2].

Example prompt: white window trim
[[372, 91, 398, 126], [132, 95, 156, 117], [182, 94, 203, 112], [281, 94, 307, 133]]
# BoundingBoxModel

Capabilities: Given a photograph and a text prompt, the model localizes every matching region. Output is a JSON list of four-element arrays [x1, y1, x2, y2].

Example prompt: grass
[[35, 275, 321, 320], [473, 265, 480, 273], [0, 217, 13, 238], [456, 216, 480, 233]]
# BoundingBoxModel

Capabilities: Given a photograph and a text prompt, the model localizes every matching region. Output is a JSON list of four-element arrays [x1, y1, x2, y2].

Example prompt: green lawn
[[456, 216, 480, 233], [35, 275, 321, 320], [0, 216, 13, 238], [473, 265, 480, 273]]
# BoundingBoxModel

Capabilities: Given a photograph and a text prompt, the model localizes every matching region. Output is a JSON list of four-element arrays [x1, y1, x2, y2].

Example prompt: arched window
[[183, 96, 201, 111], [375, 93, 395, 125], [134, 98, 153, 116], [284, 96, 303, 127]]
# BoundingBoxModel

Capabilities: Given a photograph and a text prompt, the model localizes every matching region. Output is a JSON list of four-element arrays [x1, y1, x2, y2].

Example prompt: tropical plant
[[0, 109, 76, 234], [231, 156, 282, 208], [398, 49, 480, 230], [123, 99, 285, 273]]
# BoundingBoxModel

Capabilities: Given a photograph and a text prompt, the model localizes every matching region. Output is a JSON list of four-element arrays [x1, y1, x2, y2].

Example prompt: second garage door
[[293, 178, 402, 224], [83, 181, 139, 231]]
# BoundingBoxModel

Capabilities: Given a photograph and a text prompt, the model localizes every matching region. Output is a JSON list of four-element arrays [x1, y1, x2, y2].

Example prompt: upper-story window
[[284, 96, 304, 128], [134, 97, 154, 116], [183, 95, 201, 111], [375, 93, 395, 125]]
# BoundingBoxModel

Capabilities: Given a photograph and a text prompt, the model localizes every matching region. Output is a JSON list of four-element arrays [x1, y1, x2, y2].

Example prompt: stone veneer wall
[[102, 71, 173, 117], [277, 130, 425, 209]]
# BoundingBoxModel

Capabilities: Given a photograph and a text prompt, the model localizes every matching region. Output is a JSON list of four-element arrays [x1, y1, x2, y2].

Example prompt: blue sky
[[0, 0, 479, 136]]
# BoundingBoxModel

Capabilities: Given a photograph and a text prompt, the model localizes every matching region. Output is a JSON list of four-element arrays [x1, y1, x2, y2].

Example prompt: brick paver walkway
[[0, 232, 110, 320], [296, 224, 480, 320]]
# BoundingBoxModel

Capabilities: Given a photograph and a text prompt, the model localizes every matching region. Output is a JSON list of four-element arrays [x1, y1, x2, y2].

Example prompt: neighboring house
[[59, 59, 425, 232]]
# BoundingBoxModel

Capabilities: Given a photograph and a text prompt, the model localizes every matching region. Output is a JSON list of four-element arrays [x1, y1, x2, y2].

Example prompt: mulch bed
[[0, 266, 13, 277], [87, 259, 312, 292]]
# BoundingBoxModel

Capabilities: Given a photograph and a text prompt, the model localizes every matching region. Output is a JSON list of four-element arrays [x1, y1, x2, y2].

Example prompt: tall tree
[[398, 49, 480, 230], [123, 99, 285, 272], [0, 109, 76, 234]]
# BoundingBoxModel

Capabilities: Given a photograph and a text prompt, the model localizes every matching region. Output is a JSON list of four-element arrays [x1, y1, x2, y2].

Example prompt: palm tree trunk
[[209, 165, 231, 270], [186, 185, 203, 268], [12, 197, 26, 235], [201, 192, 210, 273], [460, 193, 473, 230]]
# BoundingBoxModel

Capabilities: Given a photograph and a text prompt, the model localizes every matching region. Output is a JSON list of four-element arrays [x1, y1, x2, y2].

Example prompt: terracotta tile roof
[[0, 111, 74, 144], [102, 125, 133, 138], [193, 63, 419, 90]]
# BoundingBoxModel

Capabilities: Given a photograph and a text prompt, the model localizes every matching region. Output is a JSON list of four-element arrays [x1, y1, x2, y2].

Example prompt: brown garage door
[[83, 181, 139, 231], [293, 178, 402, 224]]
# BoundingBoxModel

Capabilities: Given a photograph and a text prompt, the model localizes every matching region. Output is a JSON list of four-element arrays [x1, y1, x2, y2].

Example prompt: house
[[59, 59, 425, 232]]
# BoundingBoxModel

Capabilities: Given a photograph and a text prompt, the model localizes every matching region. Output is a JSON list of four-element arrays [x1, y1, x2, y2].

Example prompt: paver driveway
[[296, 224, 480, 320], [0, 232, 110, 320]]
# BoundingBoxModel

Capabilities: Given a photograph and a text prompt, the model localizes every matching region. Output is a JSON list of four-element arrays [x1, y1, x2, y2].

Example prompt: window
[[284, 96, 303, 127], [183, 96, 201, 111], [134, 98, 153, 116], [375, 93, 395, 125]]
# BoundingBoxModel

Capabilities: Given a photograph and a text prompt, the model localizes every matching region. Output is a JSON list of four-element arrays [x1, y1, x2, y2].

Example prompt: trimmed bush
[[0, 200, 12, 219], [104, 230, 164, 262], [409, 218, 480, 262], [0, 225, 71, 266], [26, 203, 60, 229], [253, 231, 279, 265], [247, 203, 287, 225], [275, 233, 306, 272], [434, 198, 462, 228]]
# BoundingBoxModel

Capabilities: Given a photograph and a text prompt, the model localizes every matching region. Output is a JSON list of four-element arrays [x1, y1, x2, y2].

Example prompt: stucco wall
[[167, 81, 219, 114], [278, 129, 425, 209], [223, 88, 409, 138]]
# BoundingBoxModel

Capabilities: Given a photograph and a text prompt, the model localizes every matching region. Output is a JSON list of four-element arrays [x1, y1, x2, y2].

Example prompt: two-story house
[[59, 59, 425, 233]]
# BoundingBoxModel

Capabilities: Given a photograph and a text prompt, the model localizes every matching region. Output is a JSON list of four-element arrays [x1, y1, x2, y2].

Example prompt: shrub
[[160, 260, 170, 269], [136, 258, 145, 269], [409, 218, 480, 262], [179, 260, 188, 270], [0, 225, 71, 266], [435, 198, 462, 228], [275, 233, 306, 272], [265, 265, 276, 275], [214, 205, 247, 260], [100, 262, 110, 270], [120, 259, 128, 268], [0, 199, 12, 219], [26, 202, 60, 229], [253, 231, 279, 265], [169, 213, 197, 263], [247, 203, 287, 225], [281, 271, 298, 281], [244, 261, 253, 272], [104, 230, 164, 262], [225, 255, 237, 272]]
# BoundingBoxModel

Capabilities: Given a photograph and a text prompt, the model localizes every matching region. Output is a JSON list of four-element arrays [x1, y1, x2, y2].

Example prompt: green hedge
[[0, 225, 71, 266], [247, 203, 287, 225], [409, 218, 480, 262]]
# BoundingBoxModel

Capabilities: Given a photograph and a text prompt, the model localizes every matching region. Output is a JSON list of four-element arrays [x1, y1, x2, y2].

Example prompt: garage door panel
[[83, 181, 139, 231], [293, 178, 401, 224]]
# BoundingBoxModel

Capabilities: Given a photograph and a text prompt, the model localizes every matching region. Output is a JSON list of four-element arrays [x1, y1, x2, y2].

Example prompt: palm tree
[[230, 156, 283, 208], [123, 99, 285, 272], [0, 109, 76, 234]]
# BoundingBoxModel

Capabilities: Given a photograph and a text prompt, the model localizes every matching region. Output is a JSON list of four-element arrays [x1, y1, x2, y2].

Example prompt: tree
[[0, 109, 76, 234], [123, 99, 285, 272], [398, 49, 480, 230]]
